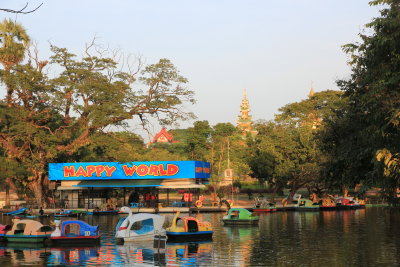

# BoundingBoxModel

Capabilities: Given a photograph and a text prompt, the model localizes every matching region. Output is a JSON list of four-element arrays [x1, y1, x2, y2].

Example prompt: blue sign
[[49, 161, 211, 181]]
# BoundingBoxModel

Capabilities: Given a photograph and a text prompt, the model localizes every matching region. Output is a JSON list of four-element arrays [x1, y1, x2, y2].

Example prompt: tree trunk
[[271, 184, 279, 202], [5, 177, 17, 207], [30, 172, 48, 208], [5, 183, 10, 207], [287, 189, 297, 204]]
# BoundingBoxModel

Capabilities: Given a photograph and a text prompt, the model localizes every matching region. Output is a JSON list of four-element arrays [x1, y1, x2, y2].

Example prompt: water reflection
[[116, 241, 165, 266], [0, 245, 51, 266], [0, 208, 399, 266], [166, 241, 212, 266], [49, 247, 99, 266]]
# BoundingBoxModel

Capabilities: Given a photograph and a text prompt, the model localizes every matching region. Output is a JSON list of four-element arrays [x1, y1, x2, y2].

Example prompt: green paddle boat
[[295, 197, 320, 211], [222, 208, 259, 225]]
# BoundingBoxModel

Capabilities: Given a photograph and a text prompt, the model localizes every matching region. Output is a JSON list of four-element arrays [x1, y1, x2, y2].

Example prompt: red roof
[[152, 128, 175, 143]]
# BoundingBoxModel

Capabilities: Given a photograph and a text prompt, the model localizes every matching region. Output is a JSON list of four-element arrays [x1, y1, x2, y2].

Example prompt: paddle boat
[[319, 196, 337, 210], [0, 224, 12, 242], [115, 206, 165, 243], [253, 197, 277, 212], [166, 211, 213, 242], [54, 209, 83, 217], [222, 208, 259, 225], [50, 219, 100, 245], [295, 196, 320, 211], [335, 197, 365, 209], [5, 217, 53, 243], [4, 207, 27, 216]]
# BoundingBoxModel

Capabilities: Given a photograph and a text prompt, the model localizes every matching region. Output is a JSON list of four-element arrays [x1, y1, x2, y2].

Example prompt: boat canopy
[[227, 208, 256, 220], [61, 220, 99, 236], [9, 219, 53, 235], [128, 213, 165, 233], [297, 198, 318, 207]]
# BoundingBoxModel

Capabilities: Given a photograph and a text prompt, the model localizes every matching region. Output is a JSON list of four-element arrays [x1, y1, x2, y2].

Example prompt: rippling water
[[0, 207, 399, 266]]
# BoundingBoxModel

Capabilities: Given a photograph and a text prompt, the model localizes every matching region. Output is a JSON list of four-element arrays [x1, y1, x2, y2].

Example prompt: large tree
[[248, 90, 345, 200], [0, 36, 196, 206], [324, 0, 400, 204]]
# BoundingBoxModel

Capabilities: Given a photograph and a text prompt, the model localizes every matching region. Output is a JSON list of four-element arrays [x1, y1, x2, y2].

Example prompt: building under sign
[[49, 161, 210, 209]]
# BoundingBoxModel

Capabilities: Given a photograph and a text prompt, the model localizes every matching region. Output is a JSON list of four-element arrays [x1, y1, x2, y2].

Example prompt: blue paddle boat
[[50, 220, 100, 245]]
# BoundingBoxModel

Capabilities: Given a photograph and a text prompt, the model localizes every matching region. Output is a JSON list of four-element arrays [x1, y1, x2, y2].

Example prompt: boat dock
[[1, 206, 228, 215]]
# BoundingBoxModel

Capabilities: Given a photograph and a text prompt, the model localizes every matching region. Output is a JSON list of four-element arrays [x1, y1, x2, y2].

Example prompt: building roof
[[152, 128, 175, 143]]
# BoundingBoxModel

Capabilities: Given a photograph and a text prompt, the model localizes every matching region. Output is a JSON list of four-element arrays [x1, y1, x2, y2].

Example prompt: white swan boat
[[115, 206, 166, 243]]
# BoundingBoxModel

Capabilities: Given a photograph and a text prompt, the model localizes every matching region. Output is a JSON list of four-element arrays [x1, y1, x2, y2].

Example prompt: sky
[[1, 0, 381, 140]]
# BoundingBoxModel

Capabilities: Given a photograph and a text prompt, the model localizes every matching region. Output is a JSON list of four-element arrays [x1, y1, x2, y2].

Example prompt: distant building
[[236, 89, 258, 136], [152, 128, 178, 143], [306, 86, 322, 130]]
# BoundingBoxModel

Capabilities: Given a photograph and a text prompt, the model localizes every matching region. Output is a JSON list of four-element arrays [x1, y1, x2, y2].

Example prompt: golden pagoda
[[236, 89, 257, 136], [307, 85, 322, 129]]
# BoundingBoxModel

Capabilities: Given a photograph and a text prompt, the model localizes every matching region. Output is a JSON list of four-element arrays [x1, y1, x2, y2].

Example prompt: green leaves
[[0, 33, 197, 205], [320, 0, 400, 203]]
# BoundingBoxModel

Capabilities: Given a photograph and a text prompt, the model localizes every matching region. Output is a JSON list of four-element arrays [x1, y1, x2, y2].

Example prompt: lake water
[[0, 207, 399, 266]]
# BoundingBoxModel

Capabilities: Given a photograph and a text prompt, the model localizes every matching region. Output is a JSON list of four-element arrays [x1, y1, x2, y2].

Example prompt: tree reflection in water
[[0, 208, 398, 266]]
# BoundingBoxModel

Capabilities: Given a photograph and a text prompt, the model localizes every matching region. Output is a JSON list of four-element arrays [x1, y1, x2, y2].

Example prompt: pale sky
[[1, 0, 381, 139]]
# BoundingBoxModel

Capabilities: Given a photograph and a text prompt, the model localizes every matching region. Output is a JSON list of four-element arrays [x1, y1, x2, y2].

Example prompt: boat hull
[[252, 208, 277, 212], [117, 231, 164, 242], [294, 207, 320, 211], [6, 234, 50, 243], [319, 206, 337, 211], [166, 231, 213, 242], [222, 219, 259, 225]]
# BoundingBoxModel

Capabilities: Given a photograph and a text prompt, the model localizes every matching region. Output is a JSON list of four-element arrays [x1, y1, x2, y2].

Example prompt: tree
[[324, 0, 400, 204], [210, 123, 237, 179], [0, 36, 196, 206], [247, 90, 345, 201], [0, 19, 30, 106], [184, 120, 212, 161]]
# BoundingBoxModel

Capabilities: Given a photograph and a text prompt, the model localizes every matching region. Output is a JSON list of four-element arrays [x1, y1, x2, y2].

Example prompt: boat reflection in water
[[166, 241, 213, 266], [114, 240, 213, 266], [0, 244, 100, 266], [48, 246, 100, 265], [0, 243, 52, 266], [116, 241, 165, 266]]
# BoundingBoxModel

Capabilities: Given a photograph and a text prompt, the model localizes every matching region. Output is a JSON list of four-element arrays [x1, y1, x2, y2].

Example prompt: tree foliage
[[0, 23, 196, 206], [321, 0, 400, 204]]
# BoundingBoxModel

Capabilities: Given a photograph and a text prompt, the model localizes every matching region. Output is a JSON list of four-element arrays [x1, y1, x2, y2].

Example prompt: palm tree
[[0, 19, 30, 105], [0, 19, 30, 69]]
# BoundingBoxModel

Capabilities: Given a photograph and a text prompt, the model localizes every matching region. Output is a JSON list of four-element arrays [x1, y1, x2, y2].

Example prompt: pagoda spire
[[236, 89, 257, 136], [309, 81, 315, 97]]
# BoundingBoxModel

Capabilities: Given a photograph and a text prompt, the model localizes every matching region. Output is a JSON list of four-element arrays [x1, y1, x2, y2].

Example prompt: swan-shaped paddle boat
[[115, 206, 166, 243]]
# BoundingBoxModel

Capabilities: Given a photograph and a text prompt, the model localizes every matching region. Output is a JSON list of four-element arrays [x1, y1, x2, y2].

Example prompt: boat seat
[[135, 225, 154, 235]]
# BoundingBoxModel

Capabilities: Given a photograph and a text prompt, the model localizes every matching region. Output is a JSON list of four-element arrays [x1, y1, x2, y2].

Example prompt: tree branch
[[0, 3, 43, 14]]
